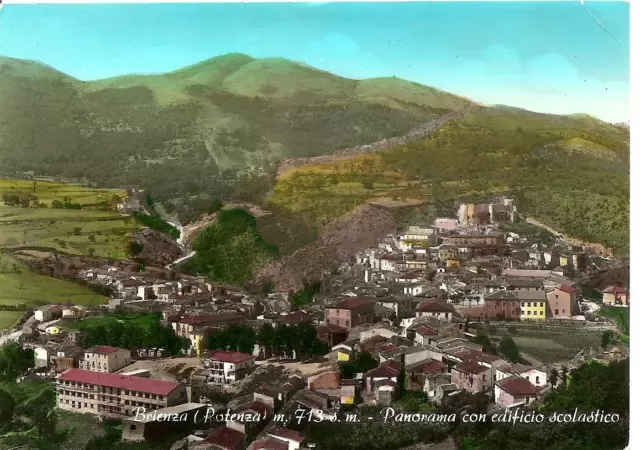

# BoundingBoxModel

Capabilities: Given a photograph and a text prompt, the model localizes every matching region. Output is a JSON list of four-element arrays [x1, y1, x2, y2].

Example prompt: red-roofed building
[[364, 359, 402, 394], [247, 437, 289, 450], [451, 360, 491, 394], [494, 375, 539, 408], [205, 350, 256, 385], [413, 325, 439, 345], [546, 285, 578, 318], [274, 311, 313, 326], [206, 426, 246, 450], [266, 427, 305, 450], [316, 323, 348, 347], [80, 346, 131, 373], [325, 298, 374, 330], [415, 300, 455, 321], [171, 313, 246, 339], [603, 285, 629, 307], [56, 369, 186, 416]]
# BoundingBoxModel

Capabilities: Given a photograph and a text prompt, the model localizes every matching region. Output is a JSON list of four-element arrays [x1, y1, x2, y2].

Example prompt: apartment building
[[204, 350, 256, 385], [56, 369, 187, 416], [325, 298, 374, 330], [79, 345, 131, 373]]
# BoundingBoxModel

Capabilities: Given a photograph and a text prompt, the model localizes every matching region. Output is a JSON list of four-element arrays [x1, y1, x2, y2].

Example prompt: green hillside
[[271, 106, 629, 254], [0, 54, 469, 223]]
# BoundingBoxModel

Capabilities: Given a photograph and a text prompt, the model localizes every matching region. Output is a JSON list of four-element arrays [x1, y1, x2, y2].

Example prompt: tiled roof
[[275, 311, 313, 325], [316, 323, 347, 334], [559, 285, 577, 294], [416, 358, 447, 375], [453, 360, 489, 375], [365, 360, 402, 378], [267, 427, 305, 443], [415, 325, 438, 336], [497, 375, 538, 396], [206, 350, 254, 364], [331, 297, 373, 310], [58, 369, 180, 396], [604, 285, 628, 295], [248, 437, 288, 450], [87, 345, 121, 355], [206, 426, 246, 450], [603, 285, 628, 294], [416, 299, 454, 313]]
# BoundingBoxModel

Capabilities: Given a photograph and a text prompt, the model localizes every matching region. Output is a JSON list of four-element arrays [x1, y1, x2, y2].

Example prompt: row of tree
[[205, 323, 329, 360], [75, 314, 189, 354]]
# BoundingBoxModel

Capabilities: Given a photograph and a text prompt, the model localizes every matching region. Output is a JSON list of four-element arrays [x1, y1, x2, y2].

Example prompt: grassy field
[[0, 179, 139, 258], [0, 254, 107, 311], [598, 307, 630, 336], [0, 179, 127, 207], [0, 310, 23, 329], [494, 326, 602, 364]]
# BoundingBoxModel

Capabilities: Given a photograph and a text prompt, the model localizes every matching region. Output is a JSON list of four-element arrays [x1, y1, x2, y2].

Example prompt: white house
[[204, 350, 256, 385], [496, 363, 547, 387], [35, 305, 62, 322], [404, 284, 427, 296]]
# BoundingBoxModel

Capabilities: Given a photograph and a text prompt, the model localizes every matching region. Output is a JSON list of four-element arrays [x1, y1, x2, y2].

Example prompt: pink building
[[325, 298, 374, 330], [494, 375, 538, 408], [451, 360, 491, 394]]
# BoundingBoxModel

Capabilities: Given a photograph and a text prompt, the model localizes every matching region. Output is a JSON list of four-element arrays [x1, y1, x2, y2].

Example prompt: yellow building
[[446, 259, 461, 268], [519, 300, 547, 320], [337, 350, 350, 362], [559, 255, 569, 267]]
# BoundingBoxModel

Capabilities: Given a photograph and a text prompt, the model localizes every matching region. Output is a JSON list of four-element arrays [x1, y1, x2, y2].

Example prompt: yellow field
[[0, 179, 139, 258]]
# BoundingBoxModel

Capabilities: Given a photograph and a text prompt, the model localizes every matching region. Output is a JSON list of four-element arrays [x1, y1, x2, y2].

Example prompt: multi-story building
[[451, 360, 491, 394], [324, 298, 374, 330], [415, 299, 455, 322], [79, 346, 131, 373], [546, 285, 578, 318], [517, 291, 548, 321], [602, 286, 629, 307], [56, 369, 187, 416], [204, 350, 256, 385], [483, 291, 522, 321]]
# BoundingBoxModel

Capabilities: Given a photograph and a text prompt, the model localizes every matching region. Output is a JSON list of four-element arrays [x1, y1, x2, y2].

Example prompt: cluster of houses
[[5, 198, 630, 449]]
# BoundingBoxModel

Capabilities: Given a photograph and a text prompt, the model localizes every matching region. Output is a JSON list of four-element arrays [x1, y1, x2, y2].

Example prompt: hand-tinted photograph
[[0, 1, 631, 450]]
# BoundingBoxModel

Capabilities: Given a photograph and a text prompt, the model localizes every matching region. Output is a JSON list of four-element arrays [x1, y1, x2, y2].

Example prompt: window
[[346, 320, 350, 327], [527, 311, 531, 315], [562, 309, 565, 313], [535, 376, 540, 384], [130, 425, 136, 431], [534, 311, 537, 316], [555, 309, 558, 315], [482, 374, 486, 381], [555, 295, 558, 299]]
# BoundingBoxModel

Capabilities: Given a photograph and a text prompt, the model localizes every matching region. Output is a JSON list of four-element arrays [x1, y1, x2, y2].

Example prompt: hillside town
[[0, 198, 629, 450]]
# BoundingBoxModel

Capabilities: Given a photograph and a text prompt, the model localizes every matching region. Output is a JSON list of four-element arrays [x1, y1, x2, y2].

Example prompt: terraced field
[[0, 179, 139, 258]]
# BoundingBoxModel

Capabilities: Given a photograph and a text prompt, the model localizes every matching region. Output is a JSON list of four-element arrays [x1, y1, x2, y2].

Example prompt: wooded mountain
[[0, 54, 630, 259], [0, 53, 468, 222]]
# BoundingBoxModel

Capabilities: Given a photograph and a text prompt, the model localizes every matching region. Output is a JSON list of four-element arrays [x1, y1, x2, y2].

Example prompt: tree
[[474, 331, 498, 355], [87, 247, 96, 257], [0, 388, 15, 434], [560, 365, 569, 385], [52, 199, 63, 209], [498, 335, 521, 363], [601, 330, 614, 350], [73, 227, 82, 236], [549, 367, 559, 388], [393, 354, 407, 401]]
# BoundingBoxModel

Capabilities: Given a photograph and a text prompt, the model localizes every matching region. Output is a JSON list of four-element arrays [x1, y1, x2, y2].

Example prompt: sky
[[0, 2, 630, 122]]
